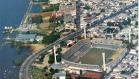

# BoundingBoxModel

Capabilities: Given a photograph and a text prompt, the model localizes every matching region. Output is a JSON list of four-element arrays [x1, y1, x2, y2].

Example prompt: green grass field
[[30, 67, 49, 79], [80, 48, 114, 66]]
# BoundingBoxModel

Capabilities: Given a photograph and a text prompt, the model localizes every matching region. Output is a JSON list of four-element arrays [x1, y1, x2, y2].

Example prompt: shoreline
[[23, 44, 45, 54], [17, 0, 33, 31]]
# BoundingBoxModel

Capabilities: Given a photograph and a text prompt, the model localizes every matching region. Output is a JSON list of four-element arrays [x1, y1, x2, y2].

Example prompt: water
[[31, 4, 42, 13], [0, 0, 30, 79]]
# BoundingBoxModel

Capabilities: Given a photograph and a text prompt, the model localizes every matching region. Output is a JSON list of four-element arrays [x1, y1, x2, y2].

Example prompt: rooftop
[[53, 72, 66, 77], [15, 34, 36, 42]]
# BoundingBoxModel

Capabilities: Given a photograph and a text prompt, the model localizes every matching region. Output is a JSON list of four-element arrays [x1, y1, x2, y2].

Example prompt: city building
[[59, 2, 76, 16], [64, 14, 75, 23], [15, 34, 37, 42], [64, 23, 76, 31], [53, 72, 66, 79]]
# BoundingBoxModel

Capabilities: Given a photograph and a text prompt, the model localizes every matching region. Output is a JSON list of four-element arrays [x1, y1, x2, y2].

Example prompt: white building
[[129, 49, 137, 55], [53, 72, 66, 79], [35, 36, 43, 42]]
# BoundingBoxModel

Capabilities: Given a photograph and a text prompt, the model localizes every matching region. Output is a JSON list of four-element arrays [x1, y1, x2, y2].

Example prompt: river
[[0, 0, 30, 79]]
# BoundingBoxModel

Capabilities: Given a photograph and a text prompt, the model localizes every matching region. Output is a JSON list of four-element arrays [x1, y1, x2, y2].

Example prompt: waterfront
[[0, 0, 30, 79]]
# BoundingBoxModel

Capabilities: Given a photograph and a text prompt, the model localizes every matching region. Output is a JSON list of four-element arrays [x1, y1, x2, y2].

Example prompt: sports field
[[80, 48, 115, 66]]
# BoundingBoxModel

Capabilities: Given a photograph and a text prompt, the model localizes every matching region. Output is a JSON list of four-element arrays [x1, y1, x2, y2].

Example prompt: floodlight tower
[[53, 45, 57, 64], [102, 53, 106, 71], [111, 34, 114, 40], [83, 26, 87, 39], [128, 29, 131, 43]]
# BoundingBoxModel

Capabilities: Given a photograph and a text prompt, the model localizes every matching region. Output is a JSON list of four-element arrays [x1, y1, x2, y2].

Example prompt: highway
[[19, 32, 79, 79], [19, 2, 137, 79]]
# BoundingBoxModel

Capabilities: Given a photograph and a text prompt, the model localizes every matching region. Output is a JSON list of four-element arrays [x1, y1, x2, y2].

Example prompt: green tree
[[49, 68, 59, 75], [48, 54, 54, 64], [135, 21, 138, 28], [60, 41, 67, 47], [100, 9, 105, 12], [84, 5, 91, 10], [127, 17, 131, 25], [31, 15, 43, 24], [122, 20, 128, 25], [122, 40, 134, 49], [42, 4, 60, 12], [56, 47, 62, 54], [127, 42, 134, 49], [49, 68, 55, 75], [42, 31, 60, 44], [39, 53, 46, 62], [56, 54, 62, 62]]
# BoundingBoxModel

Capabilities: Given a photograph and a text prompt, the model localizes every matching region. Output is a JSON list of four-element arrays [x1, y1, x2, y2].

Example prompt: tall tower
[[102, 53, 106, 71], [112, 34, 114, 40], [53, 45, 57, 64], [84, 26, 87, 39], [91, 40, 93, 47], [128, 29, 131, 43]]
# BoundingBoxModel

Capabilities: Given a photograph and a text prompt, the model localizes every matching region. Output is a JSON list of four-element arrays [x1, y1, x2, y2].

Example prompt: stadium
[[61, 38, 128, 73]]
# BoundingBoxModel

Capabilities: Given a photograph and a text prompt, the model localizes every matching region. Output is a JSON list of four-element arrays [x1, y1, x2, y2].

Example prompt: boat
[[3, 26, 14, 33]]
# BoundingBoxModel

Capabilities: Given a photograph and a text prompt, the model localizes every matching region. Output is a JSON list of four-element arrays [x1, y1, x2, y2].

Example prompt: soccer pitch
[[80, 48, 115, 66]]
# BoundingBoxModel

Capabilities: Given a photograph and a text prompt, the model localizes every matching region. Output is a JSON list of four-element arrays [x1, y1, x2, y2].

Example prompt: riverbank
[[24, 44, 45, 54]]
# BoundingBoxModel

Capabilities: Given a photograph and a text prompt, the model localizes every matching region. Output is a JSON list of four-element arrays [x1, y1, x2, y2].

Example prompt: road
[[76, 0, 81, 29], [19, 32, 79, 79], [89, 2, 138, 28], [20, 0, 33, 26], [19, 2, 137, 79]]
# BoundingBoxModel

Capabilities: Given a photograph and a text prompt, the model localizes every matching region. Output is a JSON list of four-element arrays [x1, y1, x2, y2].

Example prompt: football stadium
[[62, 38, 127, 73]]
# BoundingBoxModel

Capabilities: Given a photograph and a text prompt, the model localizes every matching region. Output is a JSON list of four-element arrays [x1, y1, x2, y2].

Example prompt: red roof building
[[82, 72, 104, 79]]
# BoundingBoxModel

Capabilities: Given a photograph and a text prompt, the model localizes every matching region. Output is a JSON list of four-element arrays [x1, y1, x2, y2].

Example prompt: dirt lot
[[24, 44, 45, 54]]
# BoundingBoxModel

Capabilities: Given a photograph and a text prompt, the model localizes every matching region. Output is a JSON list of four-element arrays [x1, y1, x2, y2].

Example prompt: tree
[[122, 20, 128, 25], [84, 5, 91, 10], [135, 21, 138, 28], [49, 23, 58, 30], [31, 15, 43, 24], [127, 42, 134, 49], [60, 19, 64, 25], [107, 22, 115, 26], [42, 4, 60, 12], [48, 54, 54, 64], [37, 53, 46, 63], [127, 17, 131, 25], [118, 22, 123, 30], [60, 41, 67, 47], [42, 31, 60, 44], [49, 68, 55, 75], [56, 54, 62, 62], [100, 9, 105, 12], [122, 40, 134, 49], [56, 47, 62, 54]]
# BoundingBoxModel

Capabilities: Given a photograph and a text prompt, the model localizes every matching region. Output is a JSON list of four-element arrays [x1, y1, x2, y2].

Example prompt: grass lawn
[[80, 48, 115, 66], [30, 67, 48, 79]]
